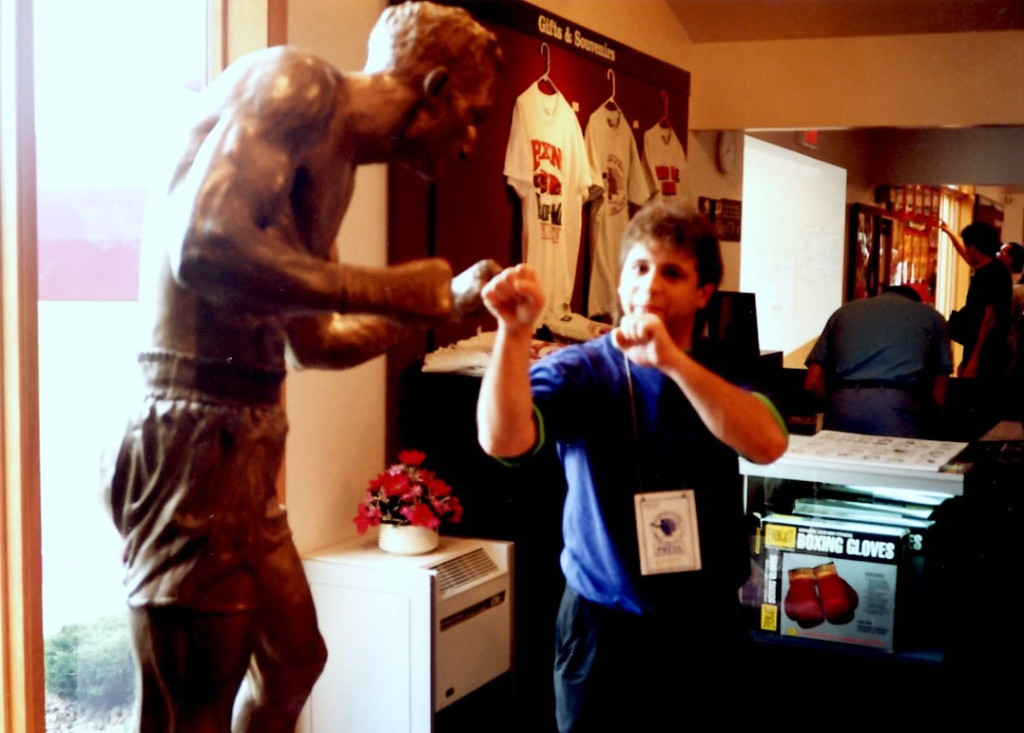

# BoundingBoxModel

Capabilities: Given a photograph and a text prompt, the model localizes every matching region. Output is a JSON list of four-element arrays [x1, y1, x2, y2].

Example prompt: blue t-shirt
[[530, 334, 751, 615], [806, 290, 952, 385]]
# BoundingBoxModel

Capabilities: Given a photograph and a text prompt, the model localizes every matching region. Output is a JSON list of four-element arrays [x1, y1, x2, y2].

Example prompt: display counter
[[738, 430, 970, 659], [738, 430, 969, 500], [737, 426, 1024, 721]]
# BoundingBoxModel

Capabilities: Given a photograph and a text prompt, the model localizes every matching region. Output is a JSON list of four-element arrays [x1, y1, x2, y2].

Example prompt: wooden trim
[[268, 0, 288, 47], [1, 0, 44, 730]]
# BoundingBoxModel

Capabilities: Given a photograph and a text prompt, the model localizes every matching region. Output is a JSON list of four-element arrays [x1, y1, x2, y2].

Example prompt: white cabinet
[[297, 536, 513, 733]]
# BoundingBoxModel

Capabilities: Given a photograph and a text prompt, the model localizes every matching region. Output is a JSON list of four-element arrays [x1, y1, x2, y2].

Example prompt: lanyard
[[625, 348, 704, 575], [624, 349, 644, 493]]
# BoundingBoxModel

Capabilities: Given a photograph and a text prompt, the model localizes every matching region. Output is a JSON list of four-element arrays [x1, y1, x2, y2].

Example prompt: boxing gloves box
[[757, 513, 910, 653]]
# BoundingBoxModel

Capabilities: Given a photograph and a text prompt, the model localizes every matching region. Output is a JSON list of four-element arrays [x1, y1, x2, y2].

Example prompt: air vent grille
[[435, 548, 498, 596]]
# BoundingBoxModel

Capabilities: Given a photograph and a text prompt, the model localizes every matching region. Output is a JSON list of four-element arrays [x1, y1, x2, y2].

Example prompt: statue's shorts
[[103, 352, 289, 612]]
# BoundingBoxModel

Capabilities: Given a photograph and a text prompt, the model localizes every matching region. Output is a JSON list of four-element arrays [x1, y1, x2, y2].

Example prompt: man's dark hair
[[884, 284, 922, 302], [960, 221, 1002, 257], [620, 201, 723, 288]]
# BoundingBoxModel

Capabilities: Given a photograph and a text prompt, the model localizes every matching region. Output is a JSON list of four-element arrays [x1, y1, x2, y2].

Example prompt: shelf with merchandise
[[876, 184, 943, 228], [738, 432, 970, 663]]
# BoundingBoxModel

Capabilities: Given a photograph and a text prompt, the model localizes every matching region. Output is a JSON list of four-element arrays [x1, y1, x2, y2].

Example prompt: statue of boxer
[[102, 3, 501, 731]]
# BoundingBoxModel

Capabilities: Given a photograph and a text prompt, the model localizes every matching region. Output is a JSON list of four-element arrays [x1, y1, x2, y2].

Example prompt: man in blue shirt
[[476, 203, 787, 730]]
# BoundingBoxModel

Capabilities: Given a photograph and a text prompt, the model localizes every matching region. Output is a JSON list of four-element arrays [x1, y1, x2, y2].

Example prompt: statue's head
[[366, 1, 502, 179]]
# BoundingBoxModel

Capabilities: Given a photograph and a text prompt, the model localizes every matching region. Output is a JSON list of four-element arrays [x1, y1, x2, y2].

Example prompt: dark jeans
[[826, 385, 924, 437], [553, 585, 750, 732]]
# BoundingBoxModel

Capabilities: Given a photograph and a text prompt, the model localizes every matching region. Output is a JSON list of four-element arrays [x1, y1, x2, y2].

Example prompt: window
[[34, 1, 207, 729]]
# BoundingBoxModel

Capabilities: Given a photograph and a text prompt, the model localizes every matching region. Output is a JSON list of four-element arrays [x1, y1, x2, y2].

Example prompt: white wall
[[740, 137, 847, 365], [687, 129, 744, 290], [1006, 194, 1024, 245], [689, 30, 1024, 131], [978, 185, 1024, 245], [285, 0, 388, 555]]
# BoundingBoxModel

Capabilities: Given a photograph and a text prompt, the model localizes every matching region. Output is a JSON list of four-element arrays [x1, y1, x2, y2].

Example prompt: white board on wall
[[739, 136, 847, 364]]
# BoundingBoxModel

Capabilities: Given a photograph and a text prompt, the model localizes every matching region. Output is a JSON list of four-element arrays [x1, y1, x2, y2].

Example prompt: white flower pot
[[378, 524, 439, 555]]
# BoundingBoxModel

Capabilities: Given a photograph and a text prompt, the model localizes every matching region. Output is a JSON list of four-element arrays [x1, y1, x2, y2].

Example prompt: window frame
[[1, 0, 44, 728]]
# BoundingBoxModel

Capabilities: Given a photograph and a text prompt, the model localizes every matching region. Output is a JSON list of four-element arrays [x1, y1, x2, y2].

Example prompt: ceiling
[[665, 0, 1024, 43], [663, 1, 1024, 191]]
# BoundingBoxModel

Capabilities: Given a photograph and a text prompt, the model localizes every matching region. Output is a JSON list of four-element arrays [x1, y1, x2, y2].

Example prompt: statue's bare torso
[[143, 48, 360, 371]]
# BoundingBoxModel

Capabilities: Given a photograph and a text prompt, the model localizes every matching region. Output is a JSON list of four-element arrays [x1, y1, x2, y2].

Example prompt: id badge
[[634, 489, 702, 575]]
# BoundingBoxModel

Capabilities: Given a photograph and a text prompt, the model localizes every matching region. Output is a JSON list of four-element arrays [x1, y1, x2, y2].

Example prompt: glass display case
[[739, 431, 969, 659]]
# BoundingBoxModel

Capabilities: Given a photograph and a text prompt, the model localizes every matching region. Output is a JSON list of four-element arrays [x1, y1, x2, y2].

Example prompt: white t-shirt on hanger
[[585, 105, 654, 318], [505, 82, 598, 327], [642, 123, 693, 208]]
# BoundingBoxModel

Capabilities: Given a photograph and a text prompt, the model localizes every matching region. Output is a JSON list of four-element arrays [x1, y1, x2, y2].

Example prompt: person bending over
[[804, 285, 952, 438]]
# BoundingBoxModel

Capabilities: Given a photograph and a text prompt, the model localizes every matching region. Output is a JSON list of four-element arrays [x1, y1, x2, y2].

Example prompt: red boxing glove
[[813, 562, 859, 625], [784, 567, 825, 629]]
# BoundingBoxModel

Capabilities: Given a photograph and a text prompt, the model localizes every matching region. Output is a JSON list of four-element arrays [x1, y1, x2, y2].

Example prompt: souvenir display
[[504, 48, 598, 330], [584, 79, 654, 318], [642, 122, 693, 208]]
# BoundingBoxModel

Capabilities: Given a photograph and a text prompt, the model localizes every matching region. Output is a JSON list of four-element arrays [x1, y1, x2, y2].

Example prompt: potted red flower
[[353, 449, 463, 554]]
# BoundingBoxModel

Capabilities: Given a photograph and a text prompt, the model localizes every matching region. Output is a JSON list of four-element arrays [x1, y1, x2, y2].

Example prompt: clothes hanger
[[602, 69, 619, 111], [658, 89, 671, 128], [536, 42, 560, 96]]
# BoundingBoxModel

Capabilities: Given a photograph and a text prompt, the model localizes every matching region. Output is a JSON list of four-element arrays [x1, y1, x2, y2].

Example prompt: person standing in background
[[939, 220, 1011, 433], [939, 221, 1012, 379], [997, 241, 1024, 418]]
